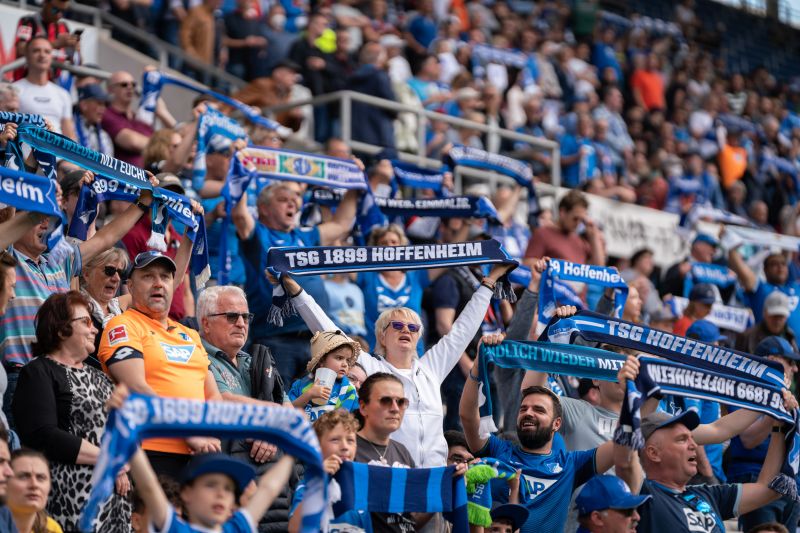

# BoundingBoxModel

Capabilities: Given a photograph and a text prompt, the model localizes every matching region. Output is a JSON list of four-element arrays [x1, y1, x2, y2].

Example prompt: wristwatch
[[134, 199, 151, 212]]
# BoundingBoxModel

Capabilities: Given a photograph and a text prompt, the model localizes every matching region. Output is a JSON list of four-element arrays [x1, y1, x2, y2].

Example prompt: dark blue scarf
[[192, 107, 249, 187], [81, 394, 326, 533], [373, 195, 499, 221], [391, 160, 447, 193]]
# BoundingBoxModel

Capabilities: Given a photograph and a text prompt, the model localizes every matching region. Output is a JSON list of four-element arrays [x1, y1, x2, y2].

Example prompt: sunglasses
[[102, 266, 126, 277], [377, 396, 409, 409], [610, 508, 636, 517], [112, 81, 136, 89], [70, 316, 93, 327], [208, 312, 254, 324], [386, 321, 421, 333]]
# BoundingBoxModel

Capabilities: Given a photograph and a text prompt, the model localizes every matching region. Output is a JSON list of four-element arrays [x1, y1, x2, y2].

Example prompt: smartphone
[[73, 29, 84, 37]]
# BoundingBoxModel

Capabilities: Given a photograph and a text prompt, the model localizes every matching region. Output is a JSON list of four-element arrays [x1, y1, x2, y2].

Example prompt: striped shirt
[[1, 244, 82, 367]]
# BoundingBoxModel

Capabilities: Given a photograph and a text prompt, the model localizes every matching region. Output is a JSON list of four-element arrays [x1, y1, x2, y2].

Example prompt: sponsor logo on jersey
[[160, 343, 195, 363], [522, 475, 557, 499], [108, 325, 128, 345]]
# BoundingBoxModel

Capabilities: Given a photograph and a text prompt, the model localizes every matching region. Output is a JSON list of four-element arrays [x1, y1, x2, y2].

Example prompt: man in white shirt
[[13, 35, 75, 139]]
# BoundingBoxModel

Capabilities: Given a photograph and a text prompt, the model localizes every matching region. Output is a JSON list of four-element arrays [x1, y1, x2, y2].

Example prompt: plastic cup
[[312, 367, 337, 405]]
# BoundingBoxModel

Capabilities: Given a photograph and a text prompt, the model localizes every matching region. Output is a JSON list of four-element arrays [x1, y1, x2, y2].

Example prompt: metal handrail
[[267, 90, 562, 189], [0, 58, 111, 79]]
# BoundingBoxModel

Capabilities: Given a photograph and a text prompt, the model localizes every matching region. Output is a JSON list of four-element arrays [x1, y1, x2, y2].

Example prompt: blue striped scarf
[[82, 394, 326, 533], [476, 340, 626, 434], [537, 259, 628, 330], [333, 461, 467, 532], [192, 107, 249, 187]]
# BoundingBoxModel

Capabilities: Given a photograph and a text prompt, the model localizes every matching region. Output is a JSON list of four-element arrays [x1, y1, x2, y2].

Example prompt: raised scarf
[[333, 461, 467, 532], [471, 44, 528, 69], [239, 146, 367, 190], [217, 154, 255, 285], [0, 111, 46, 128], [192, 107, 249, 187], [537, 259, 628, 330], [0, 165, 61, 217], [373, 195, 499, 221], [69, 175, 211, 287], [476, 340, 626, 434], [81, 394, 326, 533], [683, 262, 737, 297], [391, 160, 447, 193]]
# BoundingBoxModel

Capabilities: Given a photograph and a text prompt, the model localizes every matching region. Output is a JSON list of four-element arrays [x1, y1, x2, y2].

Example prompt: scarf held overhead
[[81, 394, 326, 533], [192, 107, 249, 187], [541, 310, 785, 388], [239, 146, 367, 190], [391, 160, 447, 193], [0, 165, 61, 217], [373, 196, 499, 221]]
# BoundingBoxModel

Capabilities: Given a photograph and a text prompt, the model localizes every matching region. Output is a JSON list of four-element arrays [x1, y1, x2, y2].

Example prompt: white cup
[[313, 367, 337, 405]]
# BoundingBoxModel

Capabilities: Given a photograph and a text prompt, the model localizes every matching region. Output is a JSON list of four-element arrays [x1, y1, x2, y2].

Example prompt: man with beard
[[459, 333, 622, 533], [0, 425, 17, 532]]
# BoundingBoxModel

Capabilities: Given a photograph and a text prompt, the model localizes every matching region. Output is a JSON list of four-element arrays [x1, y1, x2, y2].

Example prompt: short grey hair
[[196, 285, 248, 322], [256, 182, 297, 207]]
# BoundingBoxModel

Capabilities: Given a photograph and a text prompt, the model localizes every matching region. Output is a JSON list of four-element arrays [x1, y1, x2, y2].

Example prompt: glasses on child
[[377, 396, 409, 409], [385, 321, 421, 333], [208, 312, 254, 324]]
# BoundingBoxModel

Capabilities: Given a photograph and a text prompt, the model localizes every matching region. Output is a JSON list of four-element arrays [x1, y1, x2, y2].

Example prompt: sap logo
[[521, 475, 557, 499], [160, 343, 195, 363], [682, 508, 716, 532]]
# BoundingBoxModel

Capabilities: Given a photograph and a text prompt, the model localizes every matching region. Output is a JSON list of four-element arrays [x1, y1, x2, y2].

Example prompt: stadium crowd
[[3, 0, 800, 533]]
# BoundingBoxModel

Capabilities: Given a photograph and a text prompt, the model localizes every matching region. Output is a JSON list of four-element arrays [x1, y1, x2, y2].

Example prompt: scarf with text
[[0, 165, 61, 216], [373, 195, 499, 221], [476, 340, 626, 434], [537, 259, 628, 330], [683, 262, 737, 297], [136, 70, 290, 134], [192, 107, 249, 187], [333, 461, 467, 532], [465, 457, 520, 527], [0, 111, 46, 128], [616, 356, 799, 499], [471, 44, 528, 70], [391, 160, 447, 193], [541, 311, 785, 388], [240, 146, 367, 190], [669, 296, 754, 333], [69, 175, 210, 287], [446, 145, 538, 215], [81, 394, 326, 533], [267, 240, 518, 325]]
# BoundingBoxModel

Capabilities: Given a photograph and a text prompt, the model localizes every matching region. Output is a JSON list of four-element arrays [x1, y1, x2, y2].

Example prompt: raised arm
[[728, 246, 758, 293], [129, 447, 170, 529], [459, 338, 495, 453], [318, 189, 358, 245], [738, 422, 785, 514], [243, 455, 295, 521], [0, 210, 48, 250], [232, 189, 255, 240]]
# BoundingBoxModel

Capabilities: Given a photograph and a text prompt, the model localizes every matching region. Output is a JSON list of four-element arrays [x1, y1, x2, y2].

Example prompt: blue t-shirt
[[239, 223, 329, 339], [636, 479, 739, 533], [324, 278, 368, 337], [290, 480, 372, 532], [156, 506, 254, 533], [287, 375, 359, 421], [202, 197, 245, 285], [357, 270, 430, 354], [745, 280, 800, 334], [408, 14, 437, 49], [0, 507, 18, 533], [479, 434, 596, 533]]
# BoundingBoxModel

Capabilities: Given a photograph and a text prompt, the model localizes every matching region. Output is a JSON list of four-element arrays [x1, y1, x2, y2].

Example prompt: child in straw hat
[[288, 330, 361, 421]]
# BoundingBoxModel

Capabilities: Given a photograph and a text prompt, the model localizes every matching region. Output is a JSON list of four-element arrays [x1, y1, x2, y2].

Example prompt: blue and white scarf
[[192, 107, 249, 187], [683, 262, 737, 297], [0, 165, 61, 217], [507, 267, 584, 311], [540, 311, 786, 388], [333, 461, 467, 532], [69, 175, 211, 287], [537, 259, 628, 330], [240, 147, 367, 190], [391, 160, 447, 193], [475, 340, 626, 434], [217, 154, 255, 285], [136, 70, 290, 134], [373, 196, 499, 221], [81, 394, 326, 533], [0, 111, 46, 128], [471, 44, 528, 69]]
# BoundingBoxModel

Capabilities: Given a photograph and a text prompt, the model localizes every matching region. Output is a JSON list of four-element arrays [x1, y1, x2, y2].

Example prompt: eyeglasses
[[377, 396, 409, 409], [208, 312, 254, 324], [610, 508, 636, 517], [385, 321, 421, 333], [112, 81, 136, 89], [102, 266, 126, 277], [447, 454, 474, 465], [70, 316, 93, 327]]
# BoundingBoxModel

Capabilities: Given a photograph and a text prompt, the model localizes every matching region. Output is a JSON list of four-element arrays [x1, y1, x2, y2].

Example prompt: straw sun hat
[[306, 330, 361, 374]]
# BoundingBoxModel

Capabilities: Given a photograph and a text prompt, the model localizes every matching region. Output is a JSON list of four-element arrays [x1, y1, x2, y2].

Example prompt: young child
[[288, 410, 370, 533], [482, 504, 529, 533], [289, 330, 361, 421]]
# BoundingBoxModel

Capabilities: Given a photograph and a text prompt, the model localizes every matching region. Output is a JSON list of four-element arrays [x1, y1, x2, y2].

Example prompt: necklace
[[360, 434, 389, 465]]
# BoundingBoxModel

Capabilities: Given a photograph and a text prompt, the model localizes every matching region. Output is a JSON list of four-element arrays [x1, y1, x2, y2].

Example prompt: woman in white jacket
[[279, 263, 513, 468]]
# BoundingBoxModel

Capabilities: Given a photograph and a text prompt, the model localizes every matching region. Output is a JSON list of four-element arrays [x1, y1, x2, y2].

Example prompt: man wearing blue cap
[[617, 408, 787, 533], [75, 83, 114, 158], [575, 475, 650, 533], [673, 282, 716, 336]]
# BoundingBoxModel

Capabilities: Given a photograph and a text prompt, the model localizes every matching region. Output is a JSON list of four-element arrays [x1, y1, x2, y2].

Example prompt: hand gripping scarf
[[136, 70, 291, 134], [68, 175, 211, 287], [81, 394, 326, 533], [239, 146, 367, 190], [192, 107, 249, 187], [333, 461, 468, 532], [475, 340, 626, 434], [537, 259, 629, 330], [465, 457, 520, 526]]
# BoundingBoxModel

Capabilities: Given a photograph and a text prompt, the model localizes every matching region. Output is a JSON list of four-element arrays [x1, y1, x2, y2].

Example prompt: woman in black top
[[12, 291, 131, 533]]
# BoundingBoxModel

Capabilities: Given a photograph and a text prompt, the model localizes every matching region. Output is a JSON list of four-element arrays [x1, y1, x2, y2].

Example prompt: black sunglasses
[[208, 312, 254, 324], [102, 266, 126, 277], [377, 396, 409, 409], [112, 81, 137, 89]]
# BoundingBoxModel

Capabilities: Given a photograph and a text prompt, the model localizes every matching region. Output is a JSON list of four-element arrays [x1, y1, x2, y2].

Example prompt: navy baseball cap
[[132, 251, 176, 273], [179, 453, 256, 493], [490, 503, 530, 531], [641, 409, 700, 442], [692, 233, 718, 248], [77, 83, 110, 102], [575, 475, 651, 516], [688, 283, 716, 304], [755, 336, 800, 362], [686, 319, 726, 343]]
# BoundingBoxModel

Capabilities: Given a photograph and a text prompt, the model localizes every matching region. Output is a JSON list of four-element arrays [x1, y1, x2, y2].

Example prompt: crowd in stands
[[4, 0, 800, 533]]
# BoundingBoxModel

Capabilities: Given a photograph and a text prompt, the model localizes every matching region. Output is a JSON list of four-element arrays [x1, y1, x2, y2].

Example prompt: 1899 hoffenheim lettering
[[284, 242, 484, 268]]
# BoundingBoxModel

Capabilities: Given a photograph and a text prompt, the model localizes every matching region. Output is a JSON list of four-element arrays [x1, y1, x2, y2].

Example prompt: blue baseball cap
[[179, 453, 256, 493], [755, 336, 800, 362], [132, 250, 176, 273], [686, 319, 726, 343], [692, 233, 718, 248], [77, 83, 110, 102], [688, 283, 716, 304], [641, 409, 700, 442], [575, 475, 651, 516], [490, 503, 530, 531]]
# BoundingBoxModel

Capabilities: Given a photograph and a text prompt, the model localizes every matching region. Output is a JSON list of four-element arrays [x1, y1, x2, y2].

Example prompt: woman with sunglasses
[[281, 261, 515, 468], [11, 291, 131, 533]]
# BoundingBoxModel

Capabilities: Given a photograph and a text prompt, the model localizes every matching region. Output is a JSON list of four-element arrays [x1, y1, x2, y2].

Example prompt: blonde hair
[[143, 128, 177, 170], [368, 224, 409, 247], [373, 307, 424, 356]]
